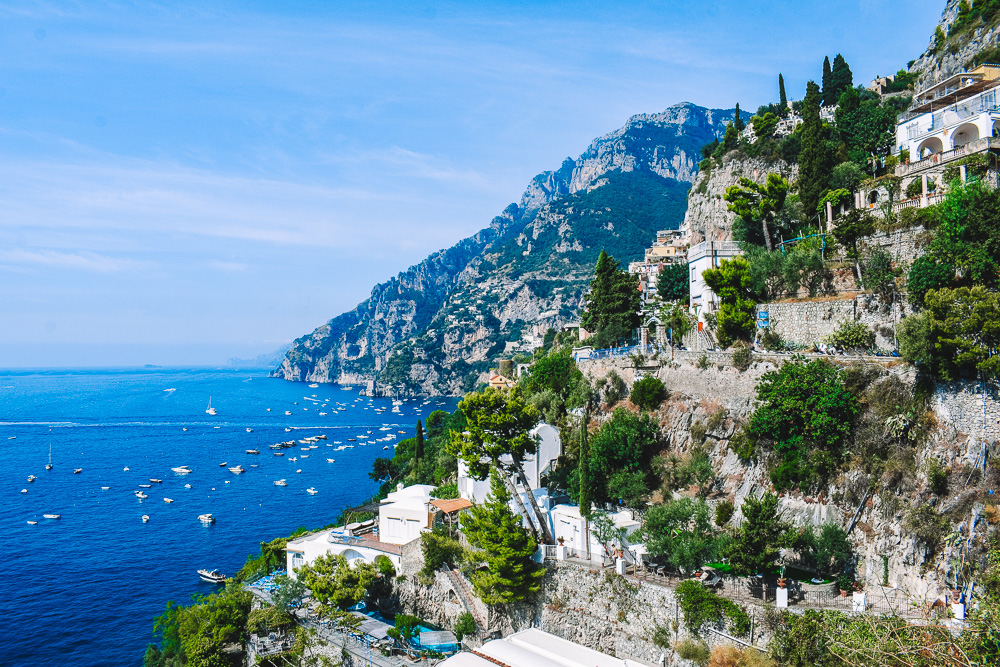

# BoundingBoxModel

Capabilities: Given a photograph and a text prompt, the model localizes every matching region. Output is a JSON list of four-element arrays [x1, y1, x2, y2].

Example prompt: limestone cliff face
[[273, 103, 736, 393], [909, 0, 1000, 90], [682, 151, 798, 245]]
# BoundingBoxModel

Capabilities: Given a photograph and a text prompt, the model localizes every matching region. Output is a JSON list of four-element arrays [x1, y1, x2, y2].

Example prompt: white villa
[[457, 423, 562, 505], [549, 504, 641, 558], [285, 483, 440, 577], [687, 240, 741, 323]]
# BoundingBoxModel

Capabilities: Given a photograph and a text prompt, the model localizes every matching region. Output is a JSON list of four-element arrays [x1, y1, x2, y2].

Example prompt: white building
[[457, 423, 562, 505], [896, 64, 1000, 159], [438, 628, 646, 667], [285, 483, 439, 577], [549, 505, 641, 558], [687, 240, 742, 321]]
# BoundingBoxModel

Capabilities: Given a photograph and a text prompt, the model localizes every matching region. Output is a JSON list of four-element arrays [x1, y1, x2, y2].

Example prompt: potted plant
[[837, 574, 854, 597], [557, 536, 565, 546]]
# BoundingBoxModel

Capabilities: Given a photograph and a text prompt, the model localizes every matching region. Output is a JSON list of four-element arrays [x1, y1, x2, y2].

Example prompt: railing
[[890, 191, 946, 212], [540, 545, 559, 560], [586, 344, 661, 360], [896, 137, 1000, 177]]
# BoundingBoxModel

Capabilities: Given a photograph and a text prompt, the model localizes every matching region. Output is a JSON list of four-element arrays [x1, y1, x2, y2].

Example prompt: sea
[[0, 367, 458, 667]]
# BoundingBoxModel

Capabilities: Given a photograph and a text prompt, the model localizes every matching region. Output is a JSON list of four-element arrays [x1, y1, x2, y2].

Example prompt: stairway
[[441, 566, 488, 632]]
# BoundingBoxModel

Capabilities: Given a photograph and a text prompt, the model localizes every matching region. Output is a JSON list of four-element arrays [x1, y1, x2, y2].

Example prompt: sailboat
[[45, 443, 53, 471], [205, 397, 217, 416]]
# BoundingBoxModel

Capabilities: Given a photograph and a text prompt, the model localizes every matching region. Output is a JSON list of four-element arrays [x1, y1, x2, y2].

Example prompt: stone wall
[[756, 294, 912, 351], [933, 380, 1000, 448]]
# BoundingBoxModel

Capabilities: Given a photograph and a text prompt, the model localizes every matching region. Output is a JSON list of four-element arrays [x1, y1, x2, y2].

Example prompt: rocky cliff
[[909, 0, 1000, 89], [273, 102, 739, 393]]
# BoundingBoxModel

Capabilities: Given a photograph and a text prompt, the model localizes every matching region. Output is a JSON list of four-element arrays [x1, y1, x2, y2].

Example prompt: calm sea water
[[0, 368, 457, 666]]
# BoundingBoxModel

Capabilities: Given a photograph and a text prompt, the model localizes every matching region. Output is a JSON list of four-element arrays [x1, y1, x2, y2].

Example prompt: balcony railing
[[896, 136, 1000, 178]]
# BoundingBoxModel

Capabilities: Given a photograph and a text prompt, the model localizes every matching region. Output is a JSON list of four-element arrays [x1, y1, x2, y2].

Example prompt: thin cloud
[[0, 248, 142, 273]]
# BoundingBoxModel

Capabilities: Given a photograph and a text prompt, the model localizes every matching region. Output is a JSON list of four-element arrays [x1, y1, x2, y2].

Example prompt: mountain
[[227, 344, 293, 369], [272, 102, 739, 394], [908, 0, 1000, 89]]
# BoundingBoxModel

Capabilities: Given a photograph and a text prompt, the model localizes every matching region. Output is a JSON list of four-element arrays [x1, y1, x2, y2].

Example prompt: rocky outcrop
[[909, 0, 1000, 90], [682, 152, 798, 245], [274, 103, 737, 394]]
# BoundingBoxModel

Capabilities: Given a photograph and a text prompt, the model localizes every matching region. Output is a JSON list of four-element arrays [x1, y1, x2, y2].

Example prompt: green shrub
[[905, 504, 950, 553], [731, 342, 752, 371], [926, 459, 948, 496], [759, 326, 785, 351], [453, 611, 476, 641], [715, 500, 735, 526], [675, 580, 751, 636], [696, 353, 709, 370], [690, 421, 707, 445], [630, 376, 667, 411], [651, 624, 673, 648], [728, 428, 754, 461], [706, 407, 729, 432], [420, 532, 463, 578], [674, 638, 710, 665], [827, 320, 875, 351]]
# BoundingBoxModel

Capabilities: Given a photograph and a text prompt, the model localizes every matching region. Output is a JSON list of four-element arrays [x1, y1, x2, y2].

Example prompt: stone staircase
[[441, 565, 488, 633]]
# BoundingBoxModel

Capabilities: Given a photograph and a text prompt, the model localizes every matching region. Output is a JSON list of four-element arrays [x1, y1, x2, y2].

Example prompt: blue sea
[[0, 368, 458, 666]]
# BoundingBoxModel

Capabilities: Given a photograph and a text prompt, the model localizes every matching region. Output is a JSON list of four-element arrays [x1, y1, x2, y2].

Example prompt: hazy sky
[[0, 0, 943, 367]]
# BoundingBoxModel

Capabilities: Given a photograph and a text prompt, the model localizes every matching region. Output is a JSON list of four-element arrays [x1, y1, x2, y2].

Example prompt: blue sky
[[0, 0, 943, 367]]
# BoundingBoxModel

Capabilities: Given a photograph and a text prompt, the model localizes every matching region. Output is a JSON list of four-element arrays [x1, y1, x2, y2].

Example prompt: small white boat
[[246, 427, 253, 433], [317, 434, 328, 440], [27, 520, 37, 524], [198, 514, 215, 524], [284, 411, 292, 416], [43, 514, 61, 519], [46, 443, 53, 470], [123, 467, 129, 471], [73, 468, 82, 474], [246, 449, 259, 454], [250, 464, 258, 468], [309, 383, 319, 388], [228, 466, 245, 474], [274, 479, 287, 486], [142, 515, 149, 523], [289, 457, 297, 462], [218, 462, 227, 467], [300, 454, 309, 458], [266, 408, 271, 411], [182, 427, 188, 431], [285, 427, 292, 432], [184, 484, 192, 488], [135, 491, 148, 499], [274, 452, 284, 457], [164, 498, 174, 503], [206, 397, 217, 416], [295, 469, 302, 473], [306, 487, 318, 495], [101, 486, 110, 490], [198, 568, 225, 583], [21, 488, 27, 494], [150, 479, 162, 484], [383, 446, 390, 450], [27, 475, 35, 483], [171, 466, 192, 474], [139, 484, 151, 488], [326, 458, 335, 463]]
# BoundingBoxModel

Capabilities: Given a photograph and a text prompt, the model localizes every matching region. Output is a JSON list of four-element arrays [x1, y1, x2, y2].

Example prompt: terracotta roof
[[430, 498, 473, 513]]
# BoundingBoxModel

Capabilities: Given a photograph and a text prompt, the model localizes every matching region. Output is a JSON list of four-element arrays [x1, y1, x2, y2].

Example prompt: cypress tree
[[734, 103, 744, 133], [577, 409, 591, 520], [798, 80, 828, 218], [462, 469, 545, 605], [821, 56, 833, 105], [415, 420, 424, 461], [830, 54, 853, 103], [721, 121, 739, 153], [778, 73, 787, 112]]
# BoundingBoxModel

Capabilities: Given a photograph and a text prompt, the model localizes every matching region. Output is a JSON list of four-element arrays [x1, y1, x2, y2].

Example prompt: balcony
[[896, 136, 1000, 178]]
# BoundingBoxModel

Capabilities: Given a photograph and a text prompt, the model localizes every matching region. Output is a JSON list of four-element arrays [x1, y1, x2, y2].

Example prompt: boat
[[21, 488, 27, 494], [245, 427, 253, 433], [274, 479, 287, 486], [139, 484, 151, 488], [27, 475, 35, 483], [27, 520, 37, 524], [309, 383, 319, 388], [182, 427, 188, 431], [300, 454, 309, 458], [198, 514, 215, 524], [228, 466, 245, 474], [73, 468, 82, 474], [135, 492, 148, 499], [295, 469, 302, 473], [43, 514, 61, 519], [198, 568, 225, 584], [205, 397, 217, 416], [274, 452, 284, 456], [285, 427, 292, 432], [250, 464, 258, 468], [164, 498, 174, 503], [171, 466, 192, 474], [326, 458, 335, 463], [306, 487, 318, 495], [46, 443, 53, 470], [150, 479, 162, 484], [123, 466, 129, 471], [383, 446, 390, 450], [398, 430, 406, 434], [266, 408, 271, 411], [184, 484, 192, 488], [284, 411, 292, 416], [101, 486, 110, 490], [246, 449, 259, 454], [218, 462, 227, 467], [142, 515, 149, 523]]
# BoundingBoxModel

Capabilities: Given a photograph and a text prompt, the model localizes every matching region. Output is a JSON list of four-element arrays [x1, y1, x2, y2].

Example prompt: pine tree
[[821, 56, 833, 105], [734, 103, 744, 133], [830, 54, 853, 103], [778, 73, 787, 113], [580, 249, 641, 341], [462, 469, 545, 605], [721, 122, 739, 153], [415, 420, 424, 461], [798, 81, 829, 218], [725, 493, 789, 576]]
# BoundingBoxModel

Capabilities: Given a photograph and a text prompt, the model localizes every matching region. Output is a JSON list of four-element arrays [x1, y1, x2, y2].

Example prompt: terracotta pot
[[840, 590, 848, 597]]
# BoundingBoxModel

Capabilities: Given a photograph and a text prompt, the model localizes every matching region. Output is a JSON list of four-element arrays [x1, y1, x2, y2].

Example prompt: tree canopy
[[702, 256, 757, 348], [724, 173, 789, 251], [725, 492, 790, 576], [580, 249, 641, 342]]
